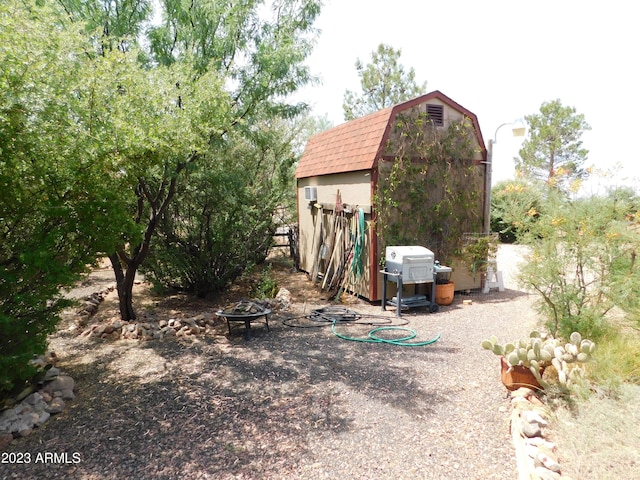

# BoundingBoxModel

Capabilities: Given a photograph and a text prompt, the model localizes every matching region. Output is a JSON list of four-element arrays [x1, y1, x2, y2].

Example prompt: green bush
[[141, 122, 294, 297], [518, 193, 640, 340], [0, 1, 123, 397], [252, 265, 279, 299], [490, 180, 543, 243], [0, 199, 94, 397], [586, 331, 640, 391]]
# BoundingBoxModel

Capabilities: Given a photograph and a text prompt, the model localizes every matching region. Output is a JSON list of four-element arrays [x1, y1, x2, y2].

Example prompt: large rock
[[0, 370, 75, 443], [0, 432, 12, 450], [17, 427, 33, 438], [43, 375, 75, 395], [43, 366, 61, 382], [60, 389, 76, 401], [45, 397, 66, 414], [35, 411, 50, 427], [522, 420, 542, 438], [522, 410, 548, 426], [275, 288, 292, 309]]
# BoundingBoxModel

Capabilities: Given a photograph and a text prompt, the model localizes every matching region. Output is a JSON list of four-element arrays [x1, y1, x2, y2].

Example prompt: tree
[[516, 99, 591, 192], [86, 52, 227, 321], [0, 0, 320, 397], [0, 1, 133, 396], [343, 43, 427, 121], [55, 0, 152, 55], [56, 0, 322, 320]]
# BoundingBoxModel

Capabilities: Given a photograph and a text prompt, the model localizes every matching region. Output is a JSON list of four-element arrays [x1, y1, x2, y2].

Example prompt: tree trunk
[[107, 154, 196, 322], [109, 253, 138, 321]]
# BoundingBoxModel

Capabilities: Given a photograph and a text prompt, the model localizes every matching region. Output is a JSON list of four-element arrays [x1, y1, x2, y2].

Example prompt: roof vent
[[426, 104, 444, 126]]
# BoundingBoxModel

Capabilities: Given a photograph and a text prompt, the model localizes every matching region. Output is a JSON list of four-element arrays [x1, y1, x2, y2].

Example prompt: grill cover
[[385, 246, 434, 284]]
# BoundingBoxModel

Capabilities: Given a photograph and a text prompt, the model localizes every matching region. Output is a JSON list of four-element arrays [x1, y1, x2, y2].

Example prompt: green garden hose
[[351, 208, 366, 280], [331, 322, 441, 346], [287, 307, 441, 347]]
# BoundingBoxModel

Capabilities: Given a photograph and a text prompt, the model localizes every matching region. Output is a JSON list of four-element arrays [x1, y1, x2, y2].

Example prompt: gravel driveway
[[1, 245, 539, 479]]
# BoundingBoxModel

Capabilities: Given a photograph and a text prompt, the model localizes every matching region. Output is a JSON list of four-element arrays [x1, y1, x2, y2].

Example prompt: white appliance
[[385, 246, 435, 284]]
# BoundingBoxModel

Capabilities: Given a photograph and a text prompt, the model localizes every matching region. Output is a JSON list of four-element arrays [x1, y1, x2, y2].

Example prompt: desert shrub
[[142, 123, 295, 297], [251, 265, 279, 299], [490, 180, 543, 243], [518, 193, 640, 339], [0, 1, 125, 398], [586, 331, 640, 392]]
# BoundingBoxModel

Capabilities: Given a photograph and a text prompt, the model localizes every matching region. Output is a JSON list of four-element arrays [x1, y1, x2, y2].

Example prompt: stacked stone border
[[0, 357, 75, 451], [510, 387, 573, 480], [75, 286, 292, 341]]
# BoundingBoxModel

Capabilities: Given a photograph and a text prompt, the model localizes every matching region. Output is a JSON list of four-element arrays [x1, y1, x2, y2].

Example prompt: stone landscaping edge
[[510, 387, 572, 480], [0, 358, 75, 451]]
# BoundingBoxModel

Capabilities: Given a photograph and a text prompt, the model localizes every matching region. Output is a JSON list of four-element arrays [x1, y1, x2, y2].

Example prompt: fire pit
[[216, 300, 271, 340]]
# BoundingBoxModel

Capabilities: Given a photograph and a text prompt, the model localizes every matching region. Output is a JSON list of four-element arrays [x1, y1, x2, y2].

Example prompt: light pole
[[482, 120, 526, 233]]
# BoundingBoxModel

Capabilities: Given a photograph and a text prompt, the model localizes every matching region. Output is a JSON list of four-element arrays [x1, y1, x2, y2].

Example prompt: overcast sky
[[294, 0, 639, 193]]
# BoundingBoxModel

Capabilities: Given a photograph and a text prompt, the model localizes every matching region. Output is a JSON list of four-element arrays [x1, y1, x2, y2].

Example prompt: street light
[[483, 119, 526, 233]]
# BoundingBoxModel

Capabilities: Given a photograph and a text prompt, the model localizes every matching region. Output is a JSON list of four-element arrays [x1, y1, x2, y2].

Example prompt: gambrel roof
[[295, 90, 486, 179]]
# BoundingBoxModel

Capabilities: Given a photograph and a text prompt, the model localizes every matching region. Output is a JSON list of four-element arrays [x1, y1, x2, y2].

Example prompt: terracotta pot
[[500, 357, 544, 391], [434, 281, 454, 306]]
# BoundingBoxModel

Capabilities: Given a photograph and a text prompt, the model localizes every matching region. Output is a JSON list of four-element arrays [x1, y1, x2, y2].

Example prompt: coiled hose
[[284, 307, 441, 347]]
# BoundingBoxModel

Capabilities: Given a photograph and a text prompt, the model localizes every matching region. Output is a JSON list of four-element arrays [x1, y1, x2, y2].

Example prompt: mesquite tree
[[1, 0, 320, 396], [142, 117, 299, 296], [0, 1, 133, 395], [56, 0, 321, 320]]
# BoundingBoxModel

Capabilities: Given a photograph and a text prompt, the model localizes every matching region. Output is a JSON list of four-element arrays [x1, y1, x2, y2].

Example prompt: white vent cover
[[304, 186, 317, 202]]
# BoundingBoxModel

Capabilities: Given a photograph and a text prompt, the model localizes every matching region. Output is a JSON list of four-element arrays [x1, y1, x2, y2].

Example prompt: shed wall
[[373, 100, 485, 297], [295, 95, 487, 301], [296, 172, 374, 299]]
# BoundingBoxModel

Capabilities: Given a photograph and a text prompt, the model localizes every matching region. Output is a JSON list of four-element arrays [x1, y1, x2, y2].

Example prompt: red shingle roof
[[295, 107, 392, 179], [295, 90, 486, 179]]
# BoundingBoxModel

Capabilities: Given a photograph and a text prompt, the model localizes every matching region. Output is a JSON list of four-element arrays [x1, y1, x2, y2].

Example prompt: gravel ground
[[1, 245, 540, 480]]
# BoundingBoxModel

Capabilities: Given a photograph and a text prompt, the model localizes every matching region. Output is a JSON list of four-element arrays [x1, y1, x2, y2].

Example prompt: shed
[[295, 90, 489, 301]]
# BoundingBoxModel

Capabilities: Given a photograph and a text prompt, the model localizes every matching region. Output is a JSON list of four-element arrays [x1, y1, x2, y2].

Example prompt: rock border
[[510, 387, 573, 480], [0, 358, 75, 451], [75, 288, 292, 342]]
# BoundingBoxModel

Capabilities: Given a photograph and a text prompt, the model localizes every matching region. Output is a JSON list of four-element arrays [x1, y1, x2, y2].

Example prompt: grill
[[381, 246, 439, 316], [384, 246, 434, 284]]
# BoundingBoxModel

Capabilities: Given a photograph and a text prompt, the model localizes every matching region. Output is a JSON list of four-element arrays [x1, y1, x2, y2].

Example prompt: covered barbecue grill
[[385, 246, 434, 283], [381, 246, 439, 316]]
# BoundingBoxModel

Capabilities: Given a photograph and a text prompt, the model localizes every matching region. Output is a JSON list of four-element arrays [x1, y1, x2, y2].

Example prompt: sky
[[293, 0, 640, 193]]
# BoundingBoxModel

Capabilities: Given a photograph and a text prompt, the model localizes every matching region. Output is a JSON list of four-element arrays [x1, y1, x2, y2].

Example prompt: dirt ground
[[2, 247, 639, 479], [3, 251, 529, 479]]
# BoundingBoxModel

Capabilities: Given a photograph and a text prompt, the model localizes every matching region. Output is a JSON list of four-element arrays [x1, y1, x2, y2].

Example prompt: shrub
[[252, 265, 279, 299], [586, 331, 640, 392], [141, 122, 294, 296], [518, 193, 640, 340], [490, 180, 543, 243]]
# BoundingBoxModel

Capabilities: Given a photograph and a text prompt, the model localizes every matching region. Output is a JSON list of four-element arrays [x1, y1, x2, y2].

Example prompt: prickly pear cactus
[[481, 331, 596, 390]]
